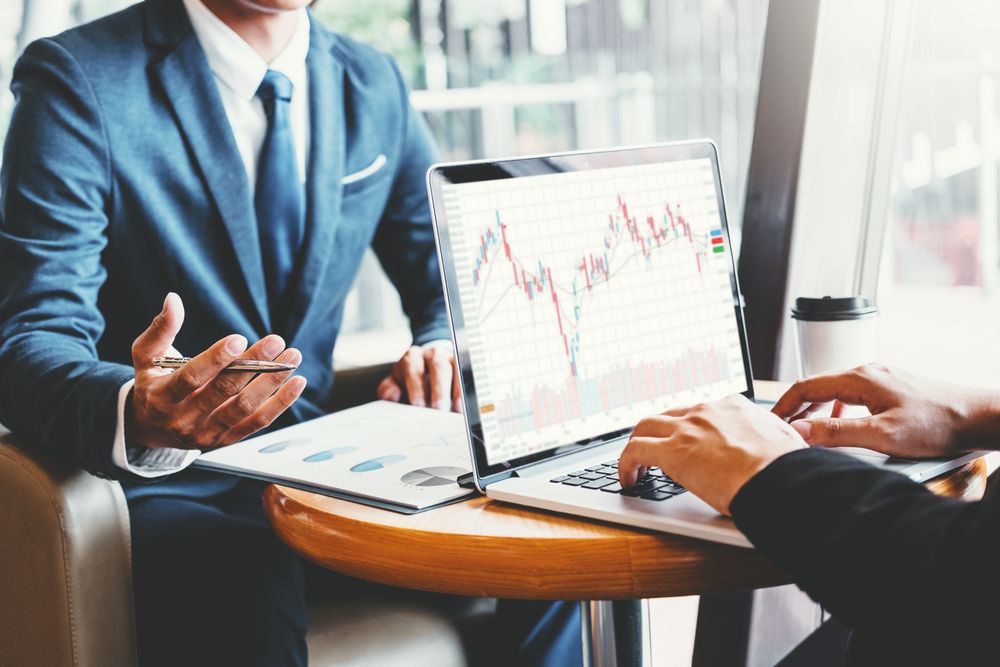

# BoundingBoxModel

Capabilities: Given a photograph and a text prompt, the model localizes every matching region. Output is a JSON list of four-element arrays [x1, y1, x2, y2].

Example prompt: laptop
[[426, 140, 979, 548]]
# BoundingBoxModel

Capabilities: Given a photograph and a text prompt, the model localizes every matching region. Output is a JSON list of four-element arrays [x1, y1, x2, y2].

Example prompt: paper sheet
[[196, 401, 473, 510]]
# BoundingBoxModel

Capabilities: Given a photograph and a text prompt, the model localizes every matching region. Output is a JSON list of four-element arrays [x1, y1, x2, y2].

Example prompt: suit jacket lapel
[[284, 21, 346, 340], [145, 0, 270, 333]]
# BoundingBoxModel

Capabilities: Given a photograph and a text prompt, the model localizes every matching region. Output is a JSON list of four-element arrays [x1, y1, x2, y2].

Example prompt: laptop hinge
[[457, 470, 519, 489]]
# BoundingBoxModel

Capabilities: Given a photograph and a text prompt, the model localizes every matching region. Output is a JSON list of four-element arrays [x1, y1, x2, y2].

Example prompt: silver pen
[[152, 356, 297, 373]]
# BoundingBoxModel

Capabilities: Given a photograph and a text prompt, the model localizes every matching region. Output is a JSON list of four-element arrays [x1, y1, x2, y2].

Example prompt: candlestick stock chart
[[442, 158, 748, 463]]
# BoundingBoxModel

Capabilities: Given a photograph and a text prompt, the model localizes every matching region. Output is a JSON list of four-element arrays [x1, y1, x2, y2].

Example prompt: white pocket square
[[341, 154, 387, 185]]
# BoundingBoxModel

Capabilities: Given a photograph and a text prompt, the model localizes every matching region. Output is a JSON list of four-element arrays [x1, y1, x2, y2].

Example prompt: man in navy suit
[[0, 0, 580, 664]]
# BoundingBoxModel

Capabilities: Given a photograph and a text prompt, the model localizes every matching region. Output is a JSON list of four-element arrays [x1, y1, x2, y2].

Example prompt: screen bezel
[[426, 140, 756, 489]]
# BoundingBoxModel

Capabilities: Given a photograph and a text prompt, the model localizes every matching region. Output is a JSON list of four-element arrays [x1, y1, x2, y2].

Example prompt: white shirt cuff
[[112, 378, 201, 478]]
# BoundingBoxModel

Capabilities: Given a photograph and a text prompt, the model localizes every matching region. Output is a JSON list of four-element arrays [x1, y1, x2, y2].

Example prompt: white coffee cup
[[791, 296, 879, 378]]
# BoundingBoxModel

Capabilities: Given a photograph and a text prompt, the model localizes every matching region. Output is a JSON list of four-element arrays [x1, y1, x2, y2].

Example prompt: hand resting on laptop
[[771, 363, 1000, 459]]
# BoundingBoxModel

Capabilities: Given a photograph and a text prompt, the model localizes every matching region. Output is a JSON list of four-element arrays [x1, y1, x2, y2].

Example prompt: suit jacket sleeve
[[370, 59, 450, 346], [0, 38, 133, 478], [730, 447, 1000, 663]]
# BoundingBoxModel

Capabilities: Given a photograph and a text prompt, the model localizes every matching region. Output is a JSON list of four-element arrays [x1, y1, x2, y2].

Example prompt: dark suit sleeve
[[370, 60, 450, 346], [0, 38, 133, 478], [730, 447, 1000, 663]]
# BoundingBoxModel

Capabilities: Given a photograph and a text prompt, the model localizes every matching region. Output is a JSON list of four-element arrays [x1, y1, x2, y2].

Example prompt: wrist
[[124, 389, 170, 450], [723, 440, 805, 515], [123, 390, 147, 448], [956, 388, 1000, 450]]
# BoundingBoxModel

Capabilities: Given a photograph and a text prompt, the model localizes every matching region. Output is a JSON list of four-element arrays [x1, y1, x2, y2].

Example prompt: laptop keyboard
[[550, 461, 687, 501]]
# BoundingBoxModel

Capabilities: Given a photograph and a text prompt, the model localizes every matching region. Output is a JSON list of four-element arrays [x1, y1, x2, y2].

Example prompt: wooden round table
[[265, 454, 987, 666]]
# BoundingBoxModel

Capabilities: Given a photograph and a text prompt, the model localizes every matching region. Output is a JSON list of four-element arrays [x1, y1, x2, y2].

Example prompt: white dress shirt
[[112, 0, 311, 476]]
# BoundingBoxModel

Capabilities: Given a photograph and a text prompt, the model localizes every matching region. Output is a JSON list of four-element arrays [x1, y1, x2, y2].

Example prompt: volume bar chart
[[491, 347, 731, 439], [443, 157, 748, 464]]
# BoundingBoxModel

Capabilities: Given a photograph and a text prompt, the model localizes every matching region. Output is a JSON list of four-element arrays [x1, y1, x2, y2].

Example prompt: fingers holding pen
[[132, 292, 185, 381], [126, 292, 308, 450], [202, 347, 303, 442], [163, 334, 248, 403], [186, 334, 287, 414], [219, 374, 308, 445]]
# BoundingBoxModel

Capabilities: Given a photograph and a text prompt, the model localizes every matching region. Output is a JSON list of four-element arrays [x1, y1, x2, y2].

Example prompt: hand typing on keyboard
[[550, 462, 687, 501], [617, 395, 805, 516]]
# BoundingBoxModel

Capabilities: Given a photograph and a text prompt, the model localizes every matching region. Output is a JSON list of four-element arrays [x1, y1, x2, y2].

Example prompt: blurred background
[[873, 0, 1000, 386], [0, 0, 768, 372], [2, 0, 999, 381]]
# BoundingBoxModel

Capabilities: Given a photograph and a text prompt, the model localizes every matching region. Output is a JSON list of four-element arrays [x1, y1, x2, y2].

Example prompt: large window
[[771, 0, 1000, 388], [872, 0, 1000, 386], [316, 0, 769, 364]]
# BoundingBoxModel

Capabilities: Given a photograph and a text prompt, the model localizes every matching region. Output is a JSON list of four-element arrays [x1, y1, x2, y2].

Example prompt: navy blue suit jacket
[[0, 0, 449, 479]]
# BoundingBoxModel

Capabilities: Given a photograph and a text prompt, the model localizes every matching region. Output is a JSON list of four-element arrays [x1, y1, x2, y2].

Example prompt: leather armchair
[[0, 363, 493, 666]]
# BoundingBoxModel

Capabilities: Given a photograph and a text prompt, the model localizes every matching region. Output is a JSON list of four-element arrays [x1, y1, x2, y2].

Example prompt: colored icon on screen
[[710, 228, 725, 253], [350, 454, 407, 473]]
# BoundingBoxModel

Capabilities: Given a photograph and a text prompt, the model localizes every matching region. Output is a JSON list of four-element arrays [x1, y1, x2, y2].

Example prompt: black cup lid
[[791, 296, 878, 321]]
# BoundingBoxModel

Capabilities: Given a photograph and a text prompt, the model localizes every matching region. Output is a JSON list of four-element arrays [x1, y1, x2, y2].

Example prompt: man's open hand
[[376, 344, 462, 412], [619, 395, 805, 516], [126, 293, 307, 449], [772, 364, 1000, 459]]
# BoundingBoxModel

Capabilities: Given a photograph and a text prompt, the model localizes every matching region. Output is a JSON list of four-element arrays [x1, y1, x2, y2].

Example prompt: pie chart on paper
[[350, 454, 407, 473], [259, 438, 312, 454], [400, 466, 469, 487], [302, 446, 359, 463]]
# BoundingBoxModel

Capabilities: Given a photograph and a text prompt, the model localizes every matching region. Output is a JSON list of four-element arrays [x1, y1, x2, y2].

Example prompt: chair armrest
[[0, 428, 137, 667], [327, 362, 396, 412]]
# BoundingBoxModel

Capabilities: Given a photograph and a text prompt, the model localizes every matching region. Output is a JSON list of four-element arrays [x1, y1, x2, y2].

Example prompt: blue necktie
[[255, 70, 304, 330]]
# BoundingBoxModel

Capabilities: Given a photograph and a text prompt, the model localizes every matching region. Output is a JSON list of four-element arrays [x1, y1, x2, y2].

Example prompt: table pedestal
[[582, 600, 651, 667]]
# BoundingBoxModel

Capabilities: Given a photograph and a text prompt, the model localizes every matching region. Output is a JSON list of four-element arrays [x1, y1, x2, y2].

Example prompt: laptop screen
[[428, 142, 753, 479]]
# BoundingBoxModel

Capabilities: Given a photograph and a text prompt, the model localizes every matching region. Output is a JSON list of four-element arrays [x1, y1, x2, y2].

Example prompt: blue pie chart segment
[[259, 438, 311, 454], [303, 446, 359, 463], [350, 454, 407, 473]]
